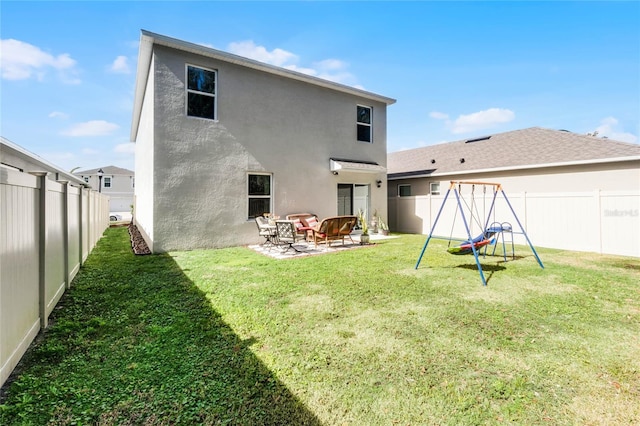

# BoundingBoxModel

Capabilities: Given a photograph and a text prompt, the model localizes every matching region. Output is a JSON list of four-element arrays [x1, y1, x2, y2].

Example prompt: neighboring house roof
[[388, 127, 640, 179], [74, 166, 134, 176], [1, 136, 87, 186], [131, 30, 397, 142]]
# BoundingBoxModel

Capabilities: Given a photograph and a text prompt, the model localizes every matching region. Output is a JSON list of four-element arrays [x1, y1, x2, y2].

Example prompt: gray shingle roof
[[388, 127, 640, 178], [74, 166, 134, 175]]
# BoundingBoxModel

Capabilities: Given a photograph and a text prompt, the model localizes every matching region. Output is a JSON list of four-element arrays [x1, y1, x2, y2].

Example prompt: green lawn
[[1, 227, 638, 425]]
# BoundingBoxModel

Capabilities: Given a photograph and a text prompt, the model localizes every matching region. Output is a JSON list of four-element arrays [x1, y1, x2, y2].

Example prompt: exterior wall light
[[97, 168, 104, 193]]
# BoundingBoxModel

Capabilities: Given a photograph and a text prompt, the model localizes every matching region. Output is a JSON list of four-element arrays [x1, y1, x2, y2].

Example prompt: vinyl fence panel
[[390, 189, 639, 258], [0, 170, 40, 389], [1, 168, 109, 387]]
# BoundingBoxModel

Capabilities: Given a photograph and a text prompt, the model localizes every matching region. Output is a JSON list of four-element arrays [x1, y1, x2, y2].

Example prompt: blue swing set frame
[[414, 181, 544, 286]]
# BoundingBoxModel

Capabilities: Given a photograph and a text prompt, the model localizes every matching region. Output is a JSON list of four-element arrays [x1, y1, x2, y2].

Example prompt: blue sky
[[1, 1, 639, 173]]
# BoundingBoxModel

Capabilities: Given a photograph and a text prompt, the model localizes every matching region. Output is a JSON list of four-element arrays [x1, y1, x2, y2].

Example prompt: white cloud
[[450, 108, 515, 134], [227, 40, 359, 86], [62, 120, 119, 137], [316, 58, 345, 71], [592, 117, 638, 143], [49, 111, 69, 119], [0, 39, 78, 82], [227, 40, 297, 67], [82, 148, 100, 155], [429, 111, 449, 120], [109, 55, 130, 74], [114, 143, 135, 154], [284, 64, 318, 76]]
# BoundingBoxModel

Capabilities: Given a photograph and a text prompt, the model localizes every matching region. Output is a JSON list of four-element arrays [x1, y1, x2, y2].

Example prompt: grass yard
[[1, 227, 638, 425]]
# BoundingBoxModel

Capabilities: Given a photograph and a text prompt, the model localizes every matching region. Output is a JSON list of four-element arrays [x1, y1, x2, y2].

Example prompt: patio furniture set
[[255, 213, 359, 253]]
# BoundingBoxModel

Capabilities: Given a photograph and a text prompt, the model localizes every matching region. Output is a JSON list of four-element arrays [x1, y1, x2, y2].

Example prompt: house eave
[[388, 156, 640, 180], [1, 136, 89, 187]]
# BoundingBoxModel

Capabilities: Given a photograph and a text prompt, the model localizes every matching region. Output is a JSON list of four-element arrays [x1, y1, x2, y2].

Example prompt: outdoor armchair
[[275, 220, 303, 253], [255, 216, 277, 247]]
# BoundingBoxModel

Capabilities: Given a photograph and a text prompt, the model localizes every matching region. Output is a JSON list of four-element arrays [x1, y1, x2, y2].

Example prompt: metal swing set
[[415, 181, 544, 286]]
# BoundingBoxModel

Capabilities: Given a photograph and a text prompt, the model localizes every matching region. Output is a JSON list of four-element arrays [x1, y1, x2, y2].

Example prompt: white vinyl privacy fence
[[1, 168, 109, 386], [389, 190, 639, 258]]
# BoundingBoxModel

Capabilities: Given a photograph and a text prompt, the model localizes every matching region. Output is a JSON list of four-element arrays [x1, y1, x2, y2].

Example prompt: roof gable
[[388, 127, 640, 177]]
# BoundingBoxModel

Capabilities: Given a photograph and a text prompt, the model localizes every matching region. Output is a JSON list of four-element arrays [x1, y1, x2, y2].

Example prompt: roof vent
[[431, 159, 436, 164], [465, 136, 491, 143], [459, 158, 465, 163]]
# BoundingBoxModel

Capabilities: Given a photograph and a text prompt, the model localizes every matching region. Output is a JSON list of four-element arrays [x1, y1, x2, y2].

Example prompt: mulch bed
[[128, 222, 151, 255]]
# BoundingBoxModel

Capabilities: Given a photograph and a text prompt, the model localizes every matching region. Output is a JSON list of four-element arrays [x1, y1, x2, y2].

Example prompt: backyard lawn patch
[[1, 227, 638, 425]]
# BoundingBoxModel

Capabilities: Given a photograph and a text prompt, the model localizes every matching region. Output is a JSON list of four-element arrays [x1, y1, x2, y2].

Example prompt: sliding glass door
[[337, 183, 369, 216]]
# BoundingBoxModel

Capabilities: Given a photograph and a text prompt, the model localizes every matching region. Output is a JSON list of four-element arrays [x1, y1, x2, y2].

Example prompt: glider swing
[[415, 181, 544, 286]]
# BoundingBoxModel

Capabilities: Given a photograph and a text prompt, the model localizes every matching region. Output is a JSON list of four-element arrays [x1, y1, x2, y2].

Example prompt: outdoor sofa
[[308, 215, 358, 247]]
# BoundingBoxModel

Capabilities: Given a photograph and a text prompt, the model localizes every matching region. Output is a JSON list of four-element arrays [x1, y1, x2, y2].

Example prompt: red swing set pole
[[451, 180, 502, 190]]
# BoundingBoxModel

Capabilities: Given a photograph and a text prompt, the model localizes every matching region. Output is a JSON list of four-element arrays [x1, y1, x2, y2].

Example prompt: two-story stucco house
[[74, 166, 135, 213], [130, 30, 395, 252]]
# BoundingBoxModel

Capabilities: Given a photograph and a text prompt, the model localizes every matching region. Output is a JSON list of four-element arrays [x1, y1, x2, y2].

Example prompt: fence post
[[87, 190, 92, 257], [596, 189, 603, 254], [29, 171, 49, 329], [523, 191, 528, 232], [78, 186, 84, 266], [59, 181, 71, 289]]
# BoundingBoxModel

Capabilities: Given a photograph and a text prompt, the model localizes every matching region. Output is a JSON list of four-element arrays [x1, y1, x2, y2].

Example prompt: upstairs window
[[187, 65, 217, 120], [357, 105, 372, 143], [83, 177, 89, 183], [430, 182, 440, 195], [248, 173, 272, 219], [104, 177, 112, 188]]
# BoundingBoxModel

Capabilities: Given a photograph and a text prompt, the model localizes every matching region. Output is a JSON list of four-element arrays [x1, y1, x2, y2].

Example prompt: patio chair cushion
[[286, 213, 318, 240]]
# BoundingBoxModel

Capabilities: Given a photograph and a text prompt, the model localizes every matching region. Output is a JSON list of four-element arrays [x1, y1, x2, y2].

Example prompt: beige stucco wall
[[388, 160, 640, 197], [137, 45, 389, 252]]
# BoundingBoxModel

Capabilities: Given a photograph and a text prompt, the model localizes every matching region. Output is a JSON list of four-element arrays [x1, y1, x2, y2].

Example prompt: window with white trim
[[398, 184, 411, 197], [186, 65, 217, 120], [357, 105, 372, 143], [430, 182, 440, 195], [103, 177, 112, 188], [248, 174, 272, 219]]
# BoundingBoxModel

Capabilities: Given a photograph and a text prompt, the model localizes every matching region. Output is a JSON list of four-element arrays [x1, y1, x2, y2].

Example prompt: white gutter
[[388, 155, 640, 180]]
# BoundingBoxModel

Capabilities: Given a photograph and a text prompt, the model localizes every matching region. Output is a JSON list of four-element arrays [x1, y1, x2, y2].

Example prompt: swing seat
[[447, 238, 492, 255], [447, 231, 494, 255]]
